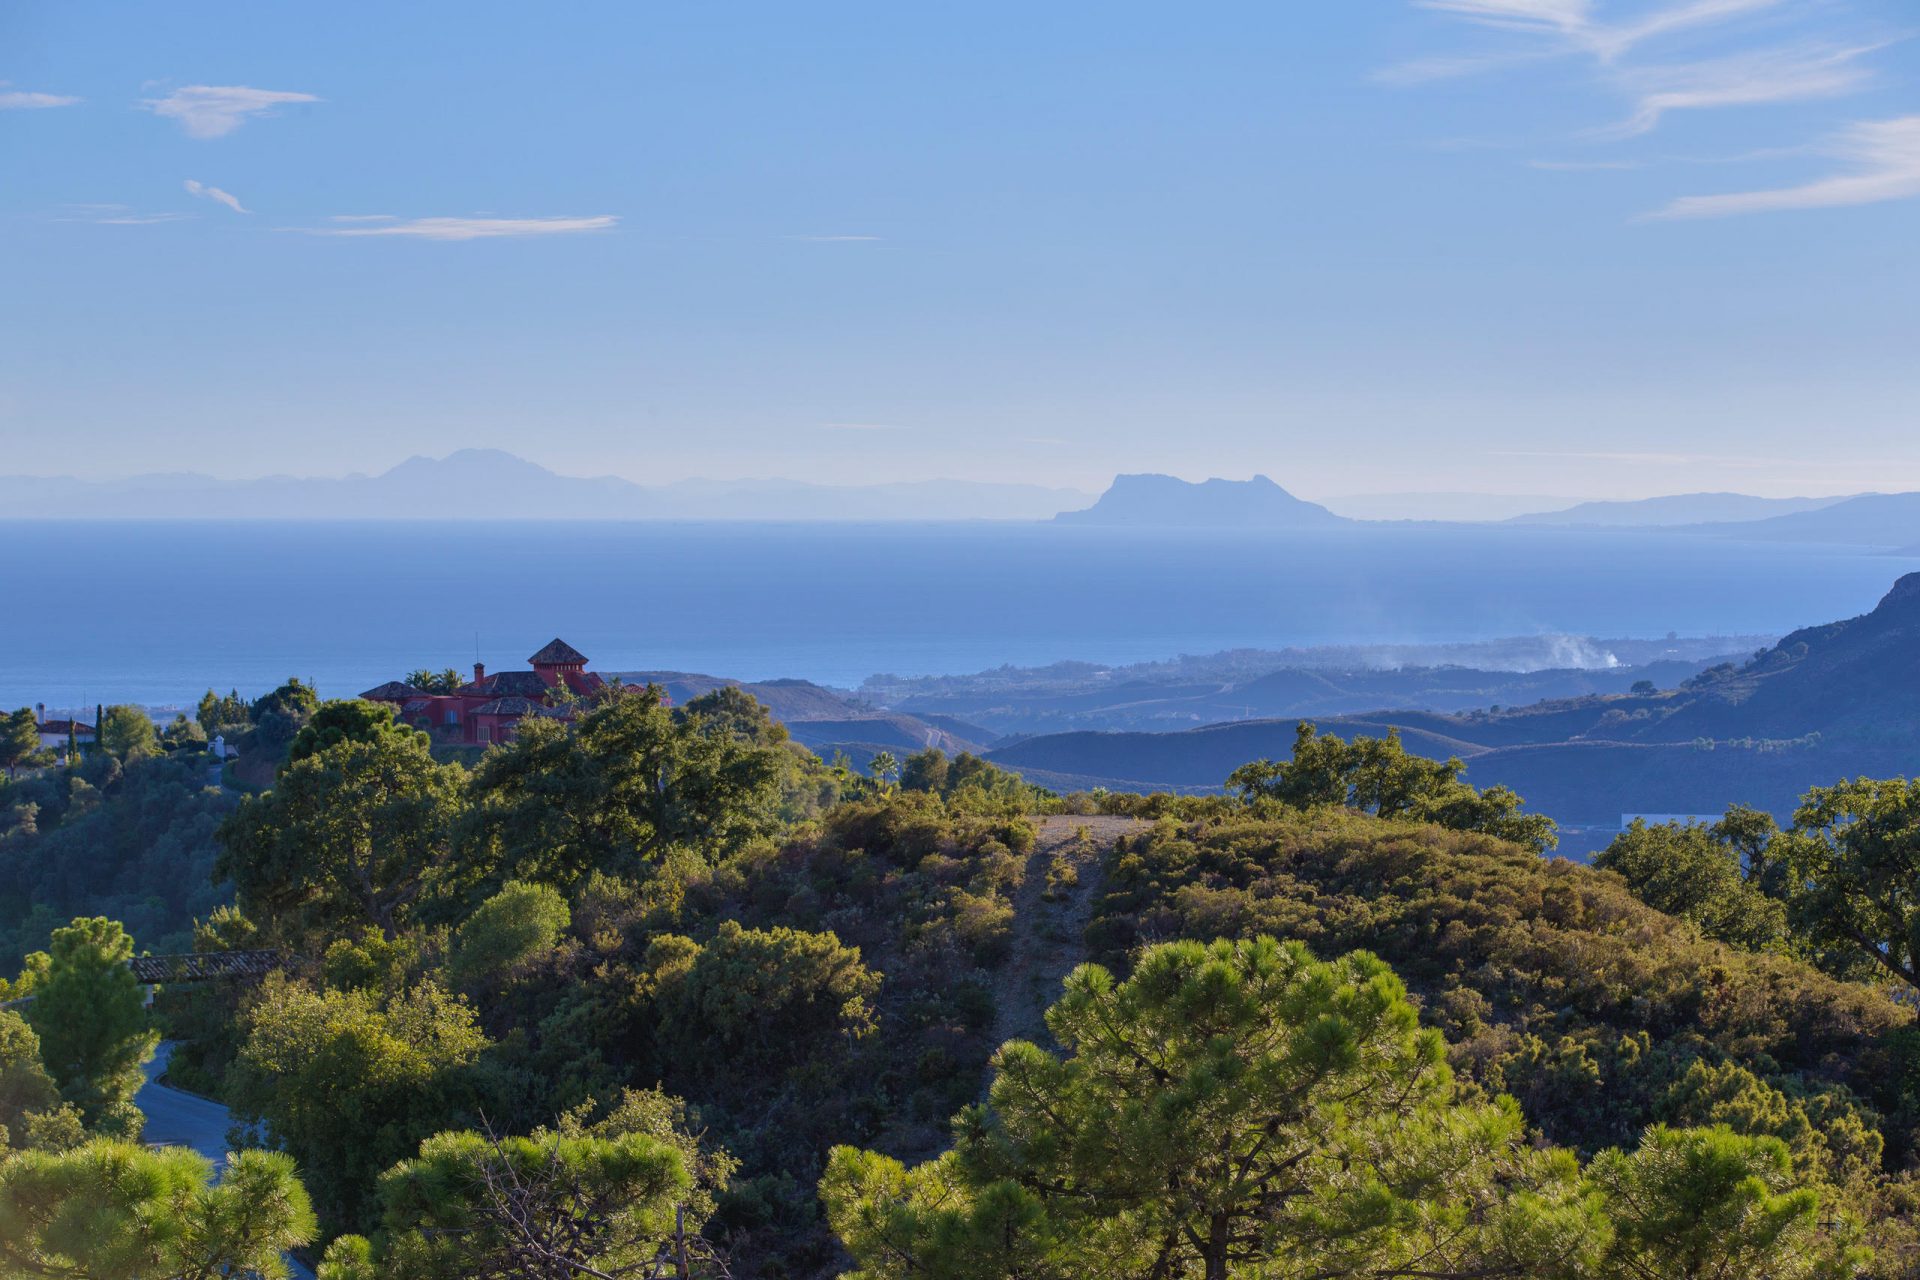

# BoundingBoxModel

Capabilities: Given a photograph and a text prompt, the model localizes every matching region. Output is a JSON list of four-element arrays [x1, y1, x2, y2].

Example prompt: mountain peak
[[381, 449, 559, 480], [1056, 474, 1346, 528], [1876, 572, 1920, 612]]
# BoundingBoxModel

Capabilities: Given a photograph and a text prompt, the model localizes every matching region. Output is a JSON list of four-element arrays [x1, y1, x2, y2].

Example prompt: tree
[[679, 684, 789, 745], [823, 935, 1604, 1280], [1587, 1125, 1862, 1279], [161, 712, 207, 749], [648, 920, 879, 1086], [1, 707, 41, 778], [461, 685, 787, 887], [97, 705, 158, 762], [1630, 680, 1658, 696], [217, 730, 467, 944], [248, 678, 320, 759], [0, 1139, 315, 1279], [195, 688, 250, 739], [1596, 820, 1789, 953], [869, 750, 899, 790], [315, 1128, 699, 1280], [404, 669, 466, 695], [0, 1009, 82, 1152], [230, 974, 489, 1228], [899, 746, 951, 794], [1774, 778, 1920, 989], [450, 880, 571, 992], [1227, 722, 1557, 853], [23, 917, 158, 1132], [286, 698, 426, 767]]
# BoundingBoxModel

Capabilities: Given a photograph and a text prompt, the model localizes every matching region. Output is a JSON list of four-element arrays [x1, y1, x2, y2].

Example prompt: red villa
[[360, 638, 607, 745]]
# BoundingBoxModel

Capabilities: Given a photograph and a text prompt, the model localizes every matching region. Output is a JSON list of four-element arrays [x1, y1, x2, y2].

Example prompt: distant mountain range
[[1054, 473, 1345, 528], [1697, 492, 1920, 546], [6, 455, 1917, 545], [978, 572, 1920, 837], [1509, 492, 1851, 527], [0, 449, 1092, 522]]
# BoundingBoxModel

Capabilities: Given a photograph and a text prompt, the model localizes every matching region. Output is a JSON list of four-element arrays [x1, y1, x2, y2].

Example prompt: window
[[444, 707, 460, 725]]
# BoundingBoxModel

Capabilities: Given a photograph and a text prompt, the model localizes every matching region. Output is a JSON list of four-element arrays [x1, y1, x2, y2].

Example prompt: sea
[[2, 520, 1915, 709]]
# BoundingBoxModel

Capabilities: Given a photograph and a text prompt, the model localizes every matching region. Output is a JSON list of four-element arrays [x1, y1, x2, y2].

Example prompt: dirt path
[[987, 814, 1147, 1063]]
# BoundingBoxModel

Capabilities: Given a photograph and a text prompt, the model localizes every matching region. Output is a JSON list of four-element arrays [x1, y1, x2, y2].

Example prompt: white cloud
[[183, 179, 249, 214], [143, 85, 319, 138], [55, 205, 194, 226], [1412, 0, 1786, 63], [1602, 43, 1879, 137], [786, 234, 882, 242], [0, 83, 81, 109], [1648, 115, 1920, 217], [820, 422, 910, 432], [1528, 157, 1644, 169], [291, 215, 618, 241]]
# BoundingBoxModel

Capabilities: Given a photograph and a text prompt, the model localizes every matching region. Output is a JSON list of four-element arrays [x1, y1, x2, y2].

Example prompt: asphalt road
[[137, 1043, 317, 1279]]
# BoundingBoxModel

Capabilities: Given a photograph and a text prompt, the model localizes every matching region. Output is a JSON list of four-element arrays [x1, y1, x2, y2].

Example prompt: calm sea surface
[[2, 521, 1914, 707]]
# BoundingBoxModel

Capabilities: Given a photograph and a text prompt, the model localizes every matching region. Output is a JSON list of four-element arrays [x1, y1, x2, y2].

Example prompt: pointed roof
[[529, 638, 589, 667]]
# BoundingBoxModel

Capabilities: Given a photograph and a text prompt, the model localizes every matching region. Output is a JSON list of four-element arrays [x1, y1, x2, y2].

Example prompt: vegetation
[[0, 1140, 315, 1279], [1227, 722, 1558, 853], [13, 670, 1920, 1277], [23, 917, 158, 1136], [1, 708, 43, 779], [825, 935, 1862, 1280], [96, 705, 159, 762]]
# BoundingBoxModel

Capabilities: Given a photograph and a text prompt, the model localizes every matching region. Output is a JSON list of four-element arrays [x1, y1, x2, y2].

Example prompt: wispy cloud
[[1602, 42, 1880, 137], [1647, 115, 1920, 217], [1491, 448, 1795, 465], [54, 204, 194, 226], [289, 215, 618, 241], [183, 179, 248, 214], [785, 234, 883, 242], [143, 85, 319, 138], [1390, 1, 1882, 135], [1411, 0, 1787, 64], [1528, 157, 1644, 169], [820, 422, 910, 432], [0, 83, 81, 109]]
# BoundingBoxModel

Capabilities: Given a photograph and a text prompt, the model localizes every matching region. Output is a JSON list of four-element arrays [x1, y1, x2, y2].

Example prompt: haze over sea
[[5, 521, 1915, 708]]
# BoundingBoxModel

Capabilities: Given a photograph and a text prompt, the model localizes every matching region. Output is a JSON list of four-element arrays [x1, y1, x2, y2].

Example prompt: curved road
[[137, 1043, 317, 1279]]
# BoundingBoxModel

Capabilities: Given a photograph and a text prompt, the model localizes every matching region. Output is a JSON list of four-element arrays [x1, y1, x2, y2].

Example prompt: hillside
[[1054, 473, 1347, 528], [986, 573, 1920, 825], [1699, 491, 1920, 546], [1509, 491, 1850, 527], [616, 669, 998, 760], [1087, 809, 1909, 1160], [886, 656, 1727, 735]]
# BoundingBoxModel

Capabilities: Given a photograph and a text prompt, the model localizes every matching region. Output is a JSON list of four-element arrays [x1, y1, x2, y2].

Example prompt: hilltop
[[1054, 473, 1347, 528]]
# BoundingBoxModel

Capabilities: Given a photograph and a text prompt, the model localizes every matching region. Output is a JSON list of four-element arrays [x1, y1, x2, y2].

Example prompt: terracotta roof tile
[[529, 638, 589, 666]]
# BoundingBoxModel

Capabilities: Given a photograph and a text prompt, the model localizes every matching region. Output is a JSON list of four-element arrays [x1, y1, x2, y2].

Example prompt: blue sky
[[3, 0, 1916, 501]]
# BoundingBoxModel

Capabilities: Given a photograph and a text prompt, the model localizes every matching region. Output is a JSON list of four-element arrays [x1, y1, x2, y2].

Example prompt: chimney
[[473, 662, 486, 684], [36, 702, 45, 727]]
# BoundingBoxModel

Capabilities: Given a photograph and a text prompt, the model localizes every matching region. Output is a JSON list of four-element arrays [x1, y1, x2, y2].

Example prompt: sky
[[2, 0, 1917, 503]]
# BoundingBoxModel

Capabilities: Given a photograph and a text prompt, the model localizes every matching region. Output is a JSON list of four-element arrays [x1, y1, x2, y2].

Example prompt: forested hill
[[12, 670, 1920, 1275], [986, 573, 1920, 822]]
